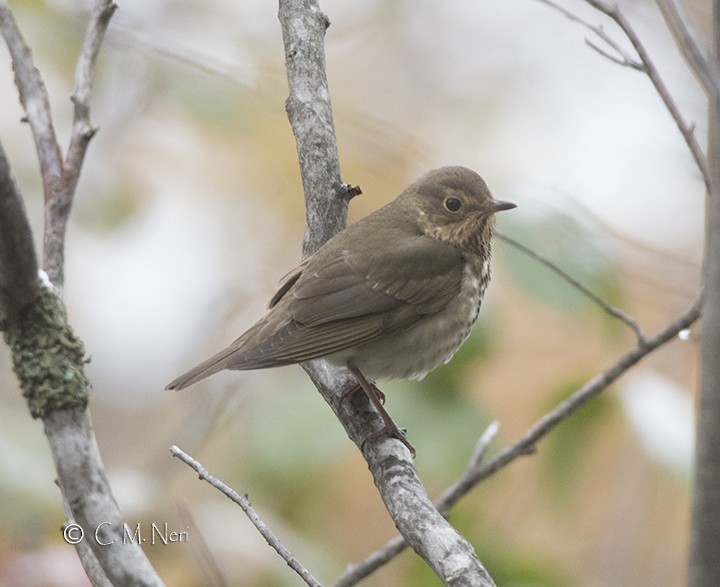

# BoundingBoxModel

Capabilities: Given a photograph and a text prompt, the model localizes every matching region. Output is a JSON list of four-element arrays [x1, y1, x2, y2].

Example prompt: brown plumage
[[167, 166, 514, 392]]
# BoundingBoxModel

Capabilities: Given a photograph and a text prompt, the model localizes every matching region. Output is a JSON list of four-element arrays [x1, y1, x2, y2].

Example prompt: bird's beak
[[488, 199, 516, 214]]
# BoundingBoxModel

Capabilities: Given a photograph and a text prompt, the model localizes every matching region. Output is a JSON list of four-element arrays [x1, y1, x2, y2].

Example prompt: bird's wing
[[289, 235, 463, 325], [221, 234, 464, 369]]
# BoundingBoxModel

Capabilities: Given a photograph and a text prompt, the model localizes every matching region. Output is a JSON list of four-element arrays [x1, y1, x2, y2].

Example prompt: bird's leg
[[345, 362, 416, 457], [342, 380, 385, 405]]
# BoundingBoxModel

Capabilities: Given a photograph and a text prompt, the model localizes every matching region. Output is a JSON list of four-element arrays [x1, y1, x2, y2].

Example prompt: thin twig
[[66, 0, 117, 186], [0, 1, 63, 196], [496, 232, 647, 344], [468, 420, 501, 473], [170, 446, 323, 587], [655, 0, 720, 98], [537, 0, 711, 191], [588, 0, 711, 190], [535, 0, 642, 68], [437, 294, 701, 509], [45, 0, 117, 288]]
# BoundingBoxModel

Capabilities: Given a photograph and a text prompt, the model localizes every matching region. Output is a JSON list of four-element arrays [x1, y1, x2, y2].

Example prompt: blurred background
[[0, 0, 705, 585]]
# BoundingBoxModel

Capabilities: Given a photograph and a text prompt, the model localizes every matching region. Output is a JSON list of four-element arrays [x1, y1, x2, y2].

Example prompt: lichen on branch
[[4, 286, 89, 418]]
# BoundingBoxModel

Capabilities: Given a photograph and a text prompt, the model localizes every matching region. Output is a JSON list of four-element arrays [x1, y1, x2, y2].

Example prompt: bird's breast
[[333, 258, 490, 380]]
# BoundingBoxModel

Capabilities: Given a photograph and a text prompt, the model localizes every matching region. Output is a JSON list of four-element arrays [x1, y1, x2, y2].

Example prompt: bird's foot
[[359, 423, 416, 458], [344, 363, 415, 458], [340, 381, 385, 405]]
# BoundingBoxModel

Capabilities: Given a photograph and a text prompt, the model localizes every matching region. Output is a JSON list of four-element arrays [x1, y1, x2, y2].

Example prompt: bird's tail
[[165, 345, 240, 391]]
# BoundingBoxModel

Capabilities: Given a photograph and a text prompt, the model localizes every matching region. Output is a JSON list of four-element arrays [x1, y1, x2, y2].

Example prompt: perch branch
[[278, 0, 495, 584], [336, 296, 700, 585]]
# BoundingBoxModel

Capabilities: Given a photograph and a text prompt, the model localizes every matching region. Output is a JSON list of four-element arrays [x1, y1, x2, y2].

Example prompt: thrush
[[167, 166, 515, 453]]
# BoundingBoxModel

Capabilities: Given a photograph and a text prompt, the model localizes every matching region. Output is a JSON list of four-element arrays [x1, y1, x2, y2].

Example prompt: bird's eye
[[444, 197, 462, 212]]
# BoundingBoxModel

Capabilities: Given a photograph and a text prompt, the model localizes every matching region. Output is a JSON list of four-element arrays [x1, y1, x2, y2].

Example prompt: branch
[[538, 0, 711, 191], [277, 1, 495, 584], [655, 0, 720, 99], [496, 232, 647, 343], [46, 409, 163, 586], [0, 1, 63, 197], [333, 422, 501, 587], [0, 140, 40, 326], [688, 2, 720, 582], [591, 0, 711, 188], [0, 0, 116, 289], [336, 297, 701, 584], [438, 295, 701, 504], [42, 0, 117, 288], [278, 0, 351, 258], [1, 3, 164, 584], [67, 0, 116, 176], [171, 446, 323, 587]]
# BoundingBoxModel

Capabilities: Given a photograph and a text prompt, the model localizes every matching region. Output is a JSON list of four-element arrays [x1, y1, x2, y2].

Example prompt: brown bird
[[167, 166, 515, 453]]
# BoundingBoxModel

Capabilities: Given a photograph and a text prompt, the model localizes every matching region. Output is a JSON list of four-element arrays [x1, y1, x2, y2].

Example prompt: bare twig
[[535, 0, 642, 68], [655, 0, 720, 98], [537, 0, 711, 191], [47, 0, 116, 288], [0, 1, 63, 195], [589, 0, 710, 189], [170, 446, 323, 587], [467, 420, 501, 473], [0, 0, 117, 289], [67, 0, 116, 175], [438, 294, 702, 509], [496, 232, 647, 343]]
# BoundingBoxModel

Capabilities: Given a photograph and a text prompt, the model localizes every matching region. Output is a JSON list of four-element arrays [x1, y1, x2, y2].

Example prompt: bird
[[167, 166, 515, 454]]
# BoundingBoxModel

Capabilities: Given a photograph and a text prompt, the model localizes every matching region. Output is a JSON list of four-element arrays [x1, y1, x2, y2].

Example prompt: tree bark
[[689, 2, 720, 584]]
